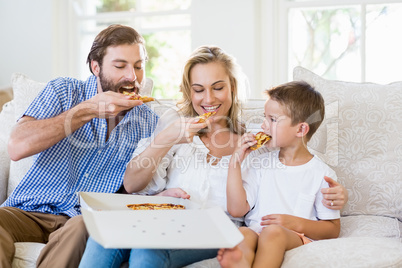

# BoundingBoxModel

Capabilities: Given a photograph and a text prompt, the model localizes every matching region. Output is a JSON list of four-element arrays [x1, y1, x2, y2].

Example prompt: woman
[[79, 46, 347, 268]]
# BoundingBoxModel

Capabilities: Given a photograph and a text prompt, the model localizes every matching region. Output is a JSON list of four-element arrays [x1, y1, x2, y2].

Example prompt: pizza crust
[[127, 203, 186, 210], [250, 131, 271, 150], [122, 91, 155, 102], [196, 111, 216, 123]]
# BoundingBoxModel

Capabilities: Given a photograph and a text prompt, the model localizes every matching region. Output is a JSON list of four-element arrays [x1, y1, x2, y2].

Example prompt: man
[[0, 24, 158, 268]]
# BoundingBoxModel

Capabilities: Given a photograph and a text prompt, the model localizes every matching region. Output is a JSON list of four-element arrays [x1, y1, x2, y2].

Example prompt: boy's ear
[[296, 122, 309, 138]]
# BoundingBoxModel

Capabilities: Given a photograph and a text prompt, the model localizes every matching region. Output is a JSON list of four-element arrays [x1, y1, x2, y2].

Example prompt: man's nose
[[126, 68, 137, 82]]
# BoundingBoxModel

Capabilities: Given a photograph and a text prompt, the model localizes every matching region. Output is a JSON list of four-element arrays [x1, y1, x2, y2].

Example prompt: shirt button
[[102, 124, 106, 128], [84, 173, 89, 178]]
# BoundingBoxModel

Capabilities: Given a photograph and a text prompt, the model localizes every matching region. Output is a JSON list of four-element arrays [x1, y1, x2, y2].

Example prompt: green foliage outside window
[[93, 0, 190, 99], [96, 0, 137, 12]]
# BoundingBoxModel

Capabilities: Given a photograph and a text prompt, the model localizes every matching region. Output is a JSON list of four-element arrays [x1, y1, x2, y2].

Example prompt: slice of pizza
[[250, 131, 271, 150], [127, 203, 186, 210], [195, 111, 216, 123], [122, 91, 155, 102]]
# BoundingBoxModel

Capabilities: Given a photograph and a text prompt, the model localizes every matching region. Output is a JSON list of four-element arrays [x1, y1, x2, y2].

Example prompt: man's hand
[[87, 91, 143, 118], [321, 176, 348, 210], [156, 188, 190, 199]]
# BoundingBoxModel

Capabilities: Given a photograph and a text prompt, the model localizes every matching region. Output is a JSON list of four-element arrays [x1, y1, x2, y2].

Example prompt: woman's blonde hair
[[177, 46, 247, 135]]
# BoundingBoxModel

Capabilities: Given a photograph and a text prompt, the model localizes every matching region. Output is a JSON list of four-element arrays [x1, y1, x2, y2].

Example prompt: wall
[[0, 0, 53, 86], [0, 0, 269, 98], [191, 0, 264, 98]]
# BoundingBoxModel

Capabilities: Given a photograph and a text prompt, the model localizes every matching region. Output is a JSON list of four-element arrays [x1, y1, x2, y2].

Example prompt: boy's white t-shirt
[[245, 150, 340, 234]]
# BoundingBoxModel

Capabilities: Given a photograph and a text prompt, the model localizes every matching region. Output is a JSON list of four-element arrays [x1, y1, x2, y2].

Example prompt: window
[[278, 0, 402, 84], [73, 0, 192, 98]]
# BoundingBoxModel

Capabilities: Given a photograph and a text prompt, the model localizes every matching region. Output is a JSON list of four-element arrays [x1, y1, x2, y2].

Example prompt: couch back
[[0, 73, 266, 204], [294, 67, 402, 223], [1, 70, 401, 226]]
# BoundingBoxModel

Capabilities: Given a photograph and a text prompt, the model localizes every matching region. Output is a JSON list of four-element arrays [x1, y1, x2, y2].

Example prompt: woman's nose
[[204, 89, 215, 102]]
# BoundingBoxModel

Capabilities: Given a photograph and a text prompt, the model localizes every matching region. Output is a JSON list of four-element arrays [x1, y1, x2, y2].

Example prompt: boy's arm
[[227, 157, 250, 217], [261, 214, 340, 240], [226, 133, 257, 218]]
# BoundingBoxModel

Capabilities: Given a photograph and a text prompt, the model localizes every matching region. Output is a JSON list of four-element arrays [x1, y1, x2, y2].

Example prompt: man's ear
[[296, 122, 309, 138], [91, 60, 101, 76]]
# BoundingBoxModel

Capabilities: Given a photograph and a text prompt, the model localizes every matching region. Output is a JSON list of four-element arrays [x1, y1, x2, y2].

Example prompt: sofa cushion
[[282, 236, 402, 268], [11, 73, 46, 121], [12, 242, 45, 268], [293, 66, 402, 222], [0, 101, 14, 203], [6, 73, 45, 196], [0, 86, 13, 112], [340, 215, 401, 240]]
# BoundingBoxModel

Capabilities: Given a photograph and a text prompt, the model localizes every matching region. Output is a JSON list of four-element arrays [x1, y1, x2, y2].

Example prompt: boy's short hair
[[265, 81, 325, 140]]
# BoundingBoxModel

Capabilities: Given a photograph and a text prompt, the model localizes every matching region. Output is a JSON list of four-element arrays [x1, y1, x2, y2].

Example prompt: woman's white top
[[131, 110, 259, 225]]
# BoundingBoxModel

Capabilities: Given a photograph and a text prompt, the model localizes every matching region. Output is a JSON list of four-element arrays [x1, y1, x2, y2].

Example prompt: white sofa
[[0, 67, 401, 267]]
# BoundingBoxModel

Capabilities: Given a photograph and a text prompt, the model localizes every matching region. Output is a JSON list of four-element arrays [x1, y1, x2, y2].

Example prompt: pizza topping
[[195, 111, 216, 123], [250, 131, 271, 150], [127, 203, 186, 210], [122, 91, 155, 102]]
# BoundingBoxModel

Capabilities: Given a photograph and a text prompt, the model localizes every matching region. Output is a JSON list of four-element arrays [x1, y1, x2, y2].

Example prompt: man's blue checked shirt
[[1, 75, 158, 217]]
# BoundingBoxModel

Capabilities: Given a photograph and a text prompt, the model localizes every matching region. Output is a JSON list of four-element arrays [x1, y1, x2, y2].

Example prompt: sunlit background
[[1, 0, 401, 99]]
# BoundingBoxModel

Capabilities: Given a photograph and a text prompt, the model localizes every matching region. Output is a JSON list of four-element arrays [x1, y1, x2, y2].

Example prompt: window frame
[[272, 0, 402, 85], [66, 0, 192, 89]]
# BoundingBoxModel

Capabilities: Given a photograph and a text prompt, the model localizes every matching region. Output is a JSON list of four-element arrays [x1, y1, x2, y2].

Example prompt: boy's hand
[[231, 133, 257, 164], [156, 188, 190, 199], [260, 214, 300, 231]]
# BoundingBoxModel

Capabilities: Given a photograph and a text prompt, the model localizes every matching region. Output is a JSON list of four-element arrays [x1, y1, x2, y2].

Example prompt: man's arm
[[8, 91, 143, 161]]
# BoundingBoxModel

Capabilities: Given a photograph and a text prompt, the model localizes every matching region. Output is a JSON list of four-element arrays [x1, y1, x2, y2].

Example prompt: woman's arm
[[123, 117, 208, 193], [123, 131, 174, 193]]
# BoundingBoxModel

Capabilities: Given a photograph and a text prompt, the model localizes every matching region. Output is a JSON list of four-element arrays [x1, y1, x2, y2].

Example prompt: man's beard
[[99, 69, 143, 94]]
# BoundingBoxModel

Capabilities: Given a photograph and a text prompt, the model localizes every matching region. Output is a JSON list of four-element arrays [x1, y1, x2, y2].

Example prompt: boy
[[218, 81, 340, 268]]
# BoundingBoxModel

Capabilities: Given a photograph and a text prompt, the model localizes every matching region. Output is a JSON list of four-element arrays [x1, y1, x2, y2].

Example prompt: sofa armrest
[[0, 101, 14, 203], [0, 139, 9, 204]]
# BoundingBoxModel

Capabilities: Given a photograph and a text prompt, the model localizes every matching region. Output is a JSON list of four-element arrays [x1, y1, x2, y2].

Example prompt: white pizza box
[[79, 192, 243, 249]]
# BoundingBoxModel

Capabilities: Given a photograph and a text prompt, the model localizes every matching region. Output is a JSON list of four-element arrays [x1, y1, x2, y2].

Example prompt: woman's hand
[[321, 176, 348, 210], [156, 188, 190, 199], [154, 117, 209, 147]]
